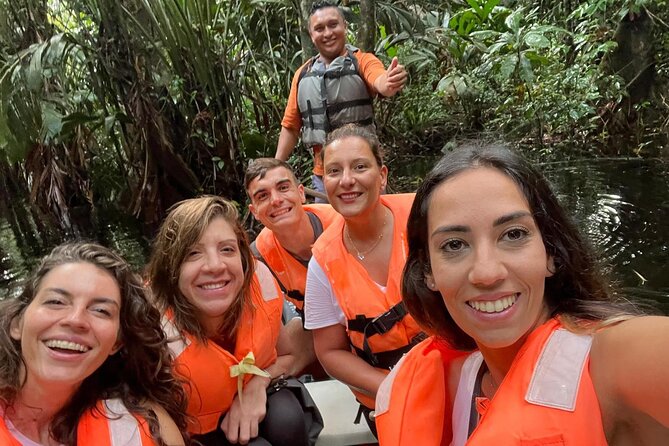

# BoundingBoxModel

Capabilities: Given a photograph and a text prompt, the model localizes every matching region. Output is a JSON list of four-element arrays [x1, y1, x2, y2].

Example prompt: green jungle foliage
[[0, 0, 667, 254]]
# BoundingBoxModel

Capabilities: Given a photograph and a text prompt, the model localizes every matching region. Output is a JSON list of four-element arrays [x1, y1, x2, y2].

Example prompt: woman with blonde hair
[[0, 242, 187, 446], [147, 195, 315, 446]]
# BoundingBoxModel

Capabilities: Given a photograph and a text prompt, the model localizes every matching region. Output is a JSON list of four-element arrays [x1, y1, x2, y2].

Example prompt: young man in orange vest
[[245, 158, 339, 375]]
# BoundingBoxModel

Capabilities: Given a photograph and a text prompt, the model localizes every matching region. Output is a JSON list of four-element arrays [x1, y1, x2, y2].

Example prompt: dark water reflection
[[392, 156, 669, 314], [543, 159, 669, 314], [0, 211, 150, 299], [2, 158, 669, 314]]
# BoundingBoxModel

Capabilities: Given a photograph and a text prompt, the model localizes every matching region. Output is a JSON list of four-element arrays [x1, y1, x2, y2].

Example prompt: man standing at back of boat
[[275, 0, 407, 200], [245, 158, 340, 375]]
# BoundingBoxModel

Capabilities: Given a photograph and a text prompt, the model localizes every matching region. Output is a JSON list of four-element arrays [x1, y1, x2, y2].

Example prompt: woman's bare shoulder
[[146, 402, 185, 446], [590, 316, 669, 436]]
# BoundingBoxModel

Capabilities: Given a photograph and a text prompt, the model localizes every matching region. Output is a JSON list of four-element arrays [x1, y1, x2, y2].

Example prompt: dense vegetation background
[[1, 0, 667, 266]]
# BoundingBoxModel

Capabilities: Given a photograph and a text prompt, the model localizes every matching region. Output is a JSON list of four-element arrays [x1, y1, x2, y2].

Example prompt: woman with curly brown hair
[[0, 242, 187, 446], [147, 195, 314, 446]]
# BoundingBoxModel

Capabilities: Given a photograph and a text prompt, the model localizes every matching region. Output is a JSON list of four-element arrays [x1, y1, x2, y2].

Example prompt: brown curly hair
[[0, 242, 188, 445]]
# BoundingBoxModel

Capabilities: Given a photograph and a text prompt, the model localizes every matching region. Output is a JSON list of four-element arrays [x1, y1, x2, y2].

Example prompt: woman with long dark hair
[[376, 142, 669, 445]]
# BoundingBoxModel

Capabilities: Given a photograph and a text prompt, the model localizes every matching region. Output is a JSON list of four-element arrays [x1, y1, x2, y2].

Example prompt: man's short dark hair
[[309, 1, 345, 20], [244, 158, 299, 194]]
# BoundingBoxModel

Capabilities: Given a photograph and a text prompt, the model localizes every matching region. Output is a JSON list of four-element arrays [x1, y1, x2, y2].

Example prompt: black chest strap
[[347, 301, 426, 368]]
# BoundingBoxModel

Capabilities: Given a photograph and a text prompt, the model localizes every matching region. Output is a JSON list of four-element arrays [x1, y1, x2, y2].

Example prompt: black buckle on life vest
[[347, 302, 407, 335], [367, 302, 408, 336], [352, 332, 427, 369]]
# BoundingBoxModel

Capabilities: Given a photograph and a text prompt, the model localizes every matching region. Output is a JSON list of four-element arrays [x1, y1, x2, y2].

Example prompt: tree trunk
[[300, 0, 315, 61], [357, 0, 376, 52], [606, 9, 655, 104]]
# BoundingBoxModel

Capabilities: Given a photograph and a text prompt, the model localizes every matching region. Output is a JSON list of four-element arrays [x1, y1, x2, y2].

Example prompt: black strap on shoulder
[[348, 46, 360, 73], [297, 55, 318, 83], [251, 240, 305, 306], [347, 301, 408, 334], [468, 361, 488, 437], [326, 98, 373, 114], [251, 241, 286, 292], [346, 301, 427, 367], [352, 332, 428, 369], [306, 210, 324, 240]]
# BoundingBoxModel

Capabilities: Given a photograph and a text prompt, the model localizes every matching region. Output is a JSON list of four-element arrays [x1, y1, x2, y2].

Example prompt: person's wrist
[[253, 371, 272, 388]]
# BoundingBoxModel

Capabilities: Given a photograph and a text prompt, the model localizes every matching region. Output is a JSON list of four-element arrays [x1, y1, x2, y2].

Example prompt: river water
[[2, 157, 669, 313]]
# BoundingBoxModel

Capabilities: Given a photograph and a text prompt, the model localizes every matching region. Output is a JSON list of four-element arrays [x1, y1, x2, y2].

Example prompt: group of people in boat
[[2, 1, 669, 445], [3, 125, 669, 446]]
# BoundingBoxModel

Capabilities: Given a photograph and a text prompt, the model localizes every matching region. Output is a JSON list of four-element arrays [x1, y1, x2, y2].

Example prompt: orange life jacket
[[77, 399, 156, 445], [452, 318, 606, 445], [253, 204, 338, 313], [165, 261, 283, 435], [311, 193, 425, 408], [0, 417, 21, 446], [0, 399, 155, 445], [376, 337, 464, 446], [376, 319, 607, 446]]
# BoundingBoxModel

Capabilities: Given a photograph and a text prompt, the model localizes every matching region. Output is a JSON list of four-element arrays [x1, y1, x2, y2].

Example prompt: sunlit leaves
[[524, 31, 550, 48]]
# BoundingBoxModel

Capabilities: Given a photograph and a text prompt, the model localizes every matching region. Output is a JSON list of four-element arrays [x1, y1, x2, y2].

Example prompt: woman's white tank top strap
[[451, 351, 484, 446]]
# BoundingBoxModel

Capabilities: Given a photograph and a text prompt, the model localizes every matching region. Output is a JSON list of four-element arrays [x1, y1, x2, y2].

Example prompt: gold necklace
[[344, 211, 388, 261]]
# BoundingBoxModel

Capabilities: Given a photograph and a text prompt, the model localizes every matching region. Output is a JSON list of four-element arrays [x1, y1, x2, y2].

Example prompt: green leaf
[[60, 112, 99, 136], [41, 104, 63, 141], [469, 30, 500, 41], [524, 32, 550, 48], [499, 54, 518, 80], [105, 115, 116, 135], [0, 113, 11, 152], [488, 41, 508, 54], [518, 53, 534, 86], [379, 25, 387, 40], [482, 0, 501, 19], [466, 0, 484, 18], [437, 73, 468, 102], [504, 10, 522, 33], [26, 46, 44, 91], [596, 41, 618, 54], [442, 12, 451, 28], [523, 51, 550, 65]]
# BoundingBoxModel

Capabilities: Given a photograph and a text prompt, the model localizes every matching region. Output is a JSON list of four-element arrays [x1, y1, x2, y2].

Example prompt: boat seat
[[306, 380, 377, 446]]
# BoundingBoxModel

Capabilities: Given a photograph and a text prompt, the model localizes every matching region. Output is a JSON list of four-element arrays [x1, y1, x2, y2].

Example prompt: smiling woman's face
[[425, 167, 554, 352], [323, 135, 387, 219], [11, 262, 122, 390], [178, 216, 244, 335]]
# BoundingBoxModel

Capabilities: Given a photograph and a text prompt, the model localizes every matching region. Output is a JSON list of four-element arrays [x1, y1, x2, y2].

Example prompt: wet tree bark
[[606, 9, 655, 104], [300, 0, 316, 61], [0, 160, 46, 264], [357, 0, 376, 53]]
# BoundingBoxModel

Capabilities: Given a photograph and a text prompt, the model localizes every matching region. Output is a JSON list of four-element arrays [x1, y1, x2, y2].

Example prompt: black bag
[[267, 377, 324, 446]]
